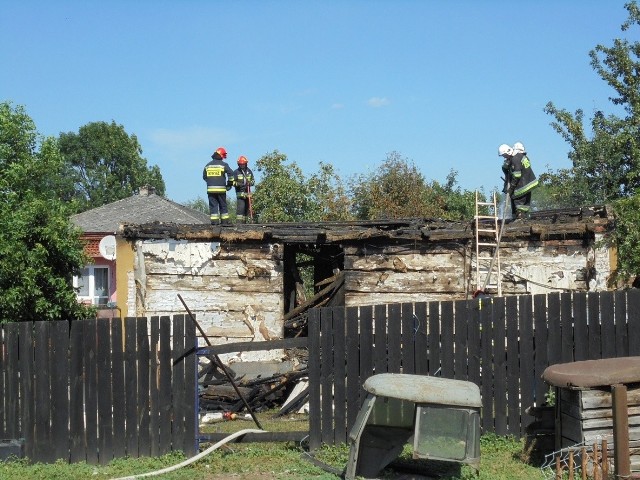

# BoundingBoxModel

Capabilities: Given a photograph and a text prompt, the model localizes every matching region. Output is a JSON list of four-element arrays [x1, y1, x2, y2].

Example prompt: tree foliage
[[543, 1, 640, 206], [58, 121, 166, 212], [543, 1, 640, 282], [350, 152, 477, 220], [0, 102, 90, 322], [251, 151, 352, 222]]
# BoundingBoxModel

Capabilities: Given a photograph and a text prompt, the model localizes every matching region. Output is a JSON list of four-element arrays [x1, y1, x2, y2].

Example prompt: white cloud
[[331, 103, 345, 110], [367, 97, 390, 108]]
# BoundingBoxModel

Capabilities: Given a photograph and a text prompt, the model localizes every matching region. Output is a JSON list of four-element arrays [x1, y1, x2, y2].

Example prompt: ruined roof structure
[[119, 205, 611, 245]]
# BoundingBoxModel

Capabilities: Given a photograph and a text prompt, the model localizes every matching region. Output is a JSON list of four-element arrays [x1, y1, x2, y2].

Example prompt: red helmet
[[215, 147, 227, 159], [237, 155, 248, 165]]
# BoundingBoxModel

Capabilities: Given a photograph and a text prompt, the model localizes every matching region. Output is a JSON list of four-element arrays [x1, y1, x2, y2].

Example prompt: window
[[74, 266, 110, 305]]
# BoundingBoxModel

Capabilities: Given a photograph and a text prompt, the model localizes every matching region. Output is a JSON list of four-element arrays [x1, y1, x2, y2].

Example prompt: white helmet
[[513, 142, 525, 153], [498, 144, 513, 157]]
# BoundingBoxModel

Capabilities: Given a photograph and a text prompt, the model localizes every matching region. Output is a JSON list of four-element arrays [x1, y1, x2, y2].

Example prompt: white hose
[[110, 428, 266, 480]]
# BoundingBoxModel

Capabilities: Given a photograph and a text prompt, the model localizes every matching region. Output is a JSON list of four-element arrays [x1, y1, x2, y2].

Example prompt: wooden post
[[556, 455, 562, 480], [592, 442, 600, 480], [612, 384, 631, 479], [568, 449, 574, 480], [581, 446, 587, 480], [601, 439, 608, 477]]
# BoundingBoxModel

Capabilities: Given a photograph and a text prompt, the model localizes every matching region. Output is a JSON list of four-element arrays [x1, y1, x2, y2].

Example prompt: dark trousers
[[208, 193, 229, 223], [511, 192, 532, 215], [236, 196, 250, 222]]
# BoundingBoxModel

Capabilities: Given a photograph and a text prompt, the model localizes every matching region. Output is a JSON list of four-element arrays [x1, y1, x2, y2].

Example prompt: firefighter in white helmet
[[498, 142, 538, 219]]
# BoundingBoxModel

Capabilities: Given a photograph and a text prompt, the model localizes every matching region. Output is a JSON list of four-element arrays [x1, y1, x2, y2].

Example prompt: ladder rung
[[477, 229, 497, 233], [477, 242, 497, 247]]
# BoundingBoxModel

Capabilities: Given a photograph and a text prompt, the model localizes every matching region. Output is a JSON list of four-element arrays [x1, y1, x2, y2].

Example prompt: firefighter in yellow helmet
[[233, 155, 255, 223], [203, 147, 234, 224]]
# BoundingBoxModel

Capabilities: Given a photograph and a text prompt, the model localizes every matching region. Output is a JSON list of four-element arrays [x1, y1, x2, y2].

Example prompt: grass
[[0, 413, 549, 480]]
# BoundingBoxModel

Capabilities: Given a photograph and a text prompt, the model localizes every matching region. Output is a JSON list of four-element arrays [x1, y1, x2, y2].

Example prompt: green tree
[[252, 150, 316, 222], [183, 196, 209, 214], [0, 102, 90, 322], [58, 121, 166, 212], [350, 152, 476, 220], [306, 162, 354, 221], [543, 1, 640, 205], [543, 1, 640, 283]]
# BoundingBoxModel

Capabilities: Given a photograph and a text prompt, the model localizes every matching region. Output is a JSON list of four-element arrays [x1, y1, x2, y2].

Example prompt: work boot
[[221, 219, 230, 225]]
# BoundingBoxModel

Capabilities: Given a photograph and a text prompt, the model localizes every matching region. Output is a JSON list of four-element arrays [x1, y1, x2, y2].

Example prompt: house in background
[[71, 186, 209, 316]]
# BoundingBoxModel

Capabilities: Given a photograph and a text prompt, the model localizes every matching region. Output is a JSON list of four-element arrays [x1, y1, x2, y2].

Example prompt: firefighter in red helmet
[[203, 147, 234, 224], [233, 155, 255, 223]]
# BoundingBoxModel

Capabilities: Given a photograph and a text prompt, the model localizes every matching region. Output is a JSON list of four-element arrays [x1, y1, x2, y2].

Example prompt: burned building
[[112, 205, 614, 352]]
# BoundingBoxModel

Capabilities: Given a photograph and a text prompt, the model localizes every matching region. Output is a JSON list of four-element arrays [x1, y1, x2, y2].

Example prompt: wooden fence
[[307, 289, 640, 450], [0, 316, 196, 464]]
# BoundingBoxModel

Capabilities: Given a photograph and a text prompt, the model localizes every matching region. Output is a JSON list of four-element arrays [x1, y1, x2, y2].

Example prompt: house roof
[[71, 186, 210, 234]]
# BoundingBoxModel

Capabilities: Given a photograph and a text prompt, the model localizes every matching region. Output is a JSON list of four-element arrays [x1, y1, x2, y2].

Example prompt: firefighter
[[499, 142, 539, 219], [233, 155, 255, 223], [203, 147, 234, 224]]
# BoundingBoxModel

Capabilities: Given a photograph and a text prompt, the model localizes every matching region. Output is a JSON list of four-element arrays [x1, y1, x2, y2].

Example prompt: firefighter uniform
[[203, 147, 234, 224], [503, 147, 538, 218], [233, 156, 255, 223]]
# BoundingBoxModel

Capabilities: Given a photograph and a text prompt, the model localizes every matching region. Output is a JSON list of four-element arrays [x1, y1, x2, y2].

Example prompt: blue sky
[[0, 1, 630, 205]]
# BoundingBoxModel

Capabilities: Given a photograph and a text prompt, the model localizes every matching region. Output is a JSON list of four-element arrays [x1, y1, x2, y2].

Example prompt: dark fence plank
[[97, 319, 114, 465], [546, 293, 561, 367], [573, 293, 588, 361], [629, 289, 640, 356], [5, 323, 20, 440], [505, 296, 520, 437], [171, 315, 186, 454], [345, 306, 361, 434], [19, 322, 34, 460], [183, 316, 197, 457], [124, 317, 138, 458], [319, 308, 334, 446], [50, 321, 70, 462], [467, 300, 481, 389], [332, 308, 347, 444], [387, 304, 402, 373], [453, 300, 469, 381], [69, 320, 85, 463], [358, 306, 374, 401], [400, 303, 415, 375], [587, 292, 602, 359], [600, 291, 615, 359], [533, 294, 549, 408], [111, 318, 126, 459], [518, 295, 535, 436], [34, 322, 52, 463], [428, 301, 440, 376], [308, 309, 321, 450], [614, 290, 628, 357], [440, 301, 454, 379], [374, 304, 387, 375], [158, 316, 172, 455], [137, 317, 151, 457], [149, 317, 160, 457], [492, 297, 507, 436], [479, 297, 494, 433], [560, 293, 574, 363], [414, 302, 428, 375], [0, 327, 4, 439], [84, 319, 99, 464]]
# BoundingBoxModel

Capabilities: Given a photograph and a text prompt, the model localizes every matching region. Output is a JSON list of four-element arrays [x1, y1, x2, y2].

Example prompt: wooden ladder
[[474, 191, 502, 296]]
